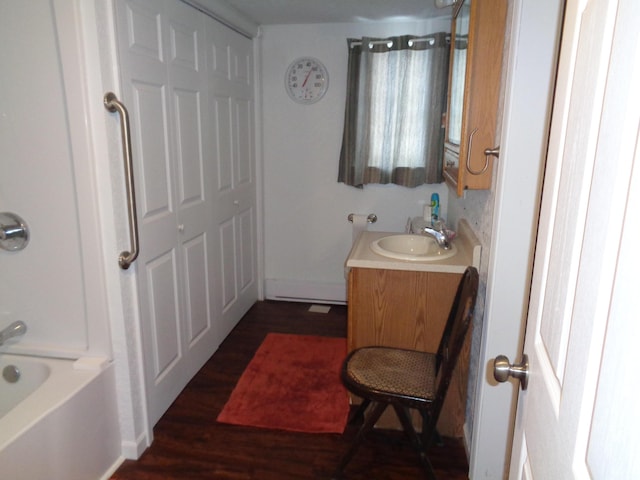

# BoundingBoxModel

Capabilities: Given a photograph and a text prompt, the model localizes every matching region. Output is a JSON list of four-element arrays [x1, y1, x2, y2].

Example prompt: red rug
[[217, 333, 350, 433]]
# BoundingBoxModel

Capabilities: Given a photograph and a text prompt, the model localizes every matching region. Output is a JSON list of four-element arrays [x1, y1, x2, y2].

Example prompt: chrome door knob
[[494, 354, 529, 390]]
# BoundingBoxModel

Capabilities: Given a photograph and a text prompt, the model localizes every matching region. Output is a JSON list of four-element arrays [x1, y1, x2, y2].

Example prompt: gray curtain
[[338, 33, 450, 188]]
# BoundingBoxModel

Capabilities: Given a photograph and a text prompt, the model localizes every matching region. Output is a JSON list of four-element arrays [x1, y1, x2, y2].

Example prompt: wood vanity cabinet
[[443, 0, 508, 196], [347, 267, 471, 437]]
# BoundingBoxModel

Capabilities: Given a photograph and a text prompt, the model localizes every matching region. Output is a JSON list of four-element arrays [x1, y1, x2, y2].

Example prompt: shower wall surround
[[0, 0, 112, 359]]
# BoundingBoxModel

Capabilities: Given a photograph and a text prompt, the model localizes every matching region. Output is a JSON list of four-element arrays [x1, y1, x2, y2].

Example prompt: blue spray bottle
[[430, 193, 440, 226]]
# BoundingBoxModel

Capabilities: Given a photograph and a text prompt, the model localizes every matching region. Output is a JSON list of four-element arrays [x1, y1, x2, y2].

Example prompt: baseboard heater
[[264, 279, 347, 305]]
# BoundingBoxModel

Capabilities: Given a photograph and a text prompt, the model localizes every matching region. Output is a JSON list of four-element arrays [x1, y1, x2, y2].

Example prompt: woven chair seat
[[345, 347, 437, 401]]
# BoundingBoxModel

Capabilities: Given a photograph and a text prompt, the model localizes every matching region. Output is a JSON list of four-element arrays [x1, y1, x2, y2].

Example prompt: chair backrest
[[431, 267, 479, 420]]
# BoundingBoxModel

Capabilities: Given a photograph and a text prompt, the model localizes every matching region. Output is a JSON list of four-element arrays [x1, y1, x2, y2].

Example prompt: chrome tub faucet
[[0, 321, 27, 346]]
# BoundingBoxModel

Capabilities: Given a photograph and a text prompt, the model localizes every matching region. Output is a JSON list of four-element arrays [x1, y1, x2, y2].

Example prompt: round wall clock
[[285, 57, 329, 104]]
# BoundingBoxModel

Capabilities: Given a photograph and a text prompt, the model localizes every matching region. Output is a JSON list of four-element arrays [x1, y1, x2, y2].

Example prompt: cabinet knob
[[484, 146, 500, 158]]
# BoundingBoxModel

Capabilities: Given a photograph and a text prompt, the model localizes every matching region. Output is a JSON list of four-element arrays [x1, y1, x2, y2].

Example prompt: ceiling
[[217, 0, 453, 25]]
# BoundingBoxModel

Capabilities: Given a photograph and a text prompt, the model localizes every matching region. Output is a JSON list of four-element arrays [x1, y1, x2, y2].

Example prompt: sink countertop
[[345, 218, 481, 274]]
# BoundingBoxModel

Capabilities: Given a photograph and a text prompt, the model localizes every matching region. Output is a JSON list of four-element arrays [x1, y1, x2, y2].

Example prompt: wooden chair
[[334, 266, 479, 479]]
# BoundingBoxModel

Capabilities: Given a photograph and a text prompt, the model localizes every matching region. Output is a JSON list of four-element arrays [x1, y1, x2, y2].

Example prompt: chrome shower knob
[[0, 212, 29, 251]]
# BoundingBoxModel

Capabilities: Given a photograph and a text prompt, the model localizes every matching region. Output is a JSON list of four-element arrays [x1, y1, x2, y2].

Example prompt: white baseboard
[[120, 431, 150, 460], [100, 457, 125, 480], [264, 278, 347, 305]]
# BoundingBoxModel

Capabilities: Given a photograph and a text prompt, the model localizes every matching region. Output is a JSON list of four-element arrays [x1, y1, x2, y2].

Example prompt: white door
[[206, 18, 258, 339], [114, 0, 258, 426], [506, 0, 640, 477]]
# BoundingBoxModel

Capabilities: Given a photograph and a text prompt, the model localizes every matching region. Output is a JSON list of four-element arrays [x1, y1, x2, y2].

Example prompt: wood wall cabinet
[[347, 267, 471, 437], [443, 0, 508, 196]]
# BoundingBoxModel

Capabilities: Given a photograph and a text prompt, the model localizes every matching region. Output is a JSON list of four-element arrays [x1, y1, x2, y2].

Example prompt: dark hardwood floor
[[111, 300, 469, 480]]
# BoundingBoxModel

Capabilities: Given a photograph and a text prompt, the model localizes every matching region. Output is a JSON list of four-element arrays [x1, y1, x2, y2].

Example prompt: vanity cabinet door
[[347, 267, 470, 437], [443, 0, 508, 196]]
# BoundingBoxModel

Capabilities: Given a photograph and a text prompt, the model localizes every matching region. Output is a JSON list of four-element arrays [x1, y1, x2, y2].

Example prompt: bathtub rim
[[0, 353, 105, 452]]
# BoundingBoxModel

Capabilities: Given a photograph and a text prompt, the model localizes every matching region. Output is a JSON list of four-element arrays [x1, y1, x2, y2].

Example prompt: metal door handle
[[493, 354, 529, 390], [104, 92, 139, 270]]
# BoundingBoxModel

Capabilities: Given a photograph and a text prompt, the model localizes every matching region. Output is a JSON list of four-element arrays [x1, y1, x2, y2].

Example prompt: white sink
[[370, 234, 457, 261]]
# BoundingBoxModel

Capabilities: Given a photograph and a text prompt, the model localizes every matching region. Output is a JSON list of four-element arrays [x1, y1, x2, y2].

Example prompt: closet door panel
[[219, 218, 238, 311], [124, 1, 164, 62], [182, 233, 210, 343], [131, 82, 173, 218], [116, 0, 222, 427], [168, 16, 199, 71], [146, 251, 181, 378], [231, 45, 251, 85], [212, 95, 234, 192], [207, 20, 257, 341], [235, 98, 252, 186], [165, 0, 219, 401], [117, 0, 180, 427], [174, 88, 204, 205], [238, 207, 255, 292]]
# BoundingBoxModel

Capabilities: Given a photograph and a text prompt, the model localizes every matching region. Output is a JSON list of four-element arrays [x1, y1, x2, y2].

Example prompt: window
[[338, 34, 449, 187]]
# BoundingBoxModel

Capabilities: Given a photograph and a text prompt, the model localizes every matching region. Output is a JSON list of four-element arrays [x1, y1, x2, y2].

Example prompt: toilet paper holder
[[347, 213, 377, 224]]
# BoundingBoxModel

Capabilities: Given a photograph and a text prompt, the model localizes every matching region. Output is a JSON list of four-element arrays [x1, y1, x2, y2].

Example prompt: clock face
[[285, 57, 329, 104]]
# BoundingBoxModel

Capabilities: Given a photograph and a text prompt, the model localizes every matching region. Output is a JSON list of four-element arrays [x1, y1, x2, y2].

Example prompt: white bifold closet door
[[114, 0, 258, 427]]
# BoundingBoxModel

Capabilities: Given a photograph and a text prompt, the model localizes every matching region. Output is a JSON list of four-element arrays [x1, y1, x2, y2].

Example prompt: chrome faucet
[[420, 225, 452, 250], [0, 321, 27, 346]]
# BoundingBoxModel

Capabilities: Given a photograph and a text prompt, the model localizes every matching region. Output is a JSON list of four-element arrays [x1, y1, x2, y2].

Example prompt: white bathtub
[[0, 354, 123, 479]]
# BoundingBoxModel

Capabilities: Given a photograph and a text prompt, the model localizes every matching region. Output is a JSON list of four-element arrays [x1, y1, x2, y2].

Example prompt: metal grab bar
[[104, 92, 139, 270]]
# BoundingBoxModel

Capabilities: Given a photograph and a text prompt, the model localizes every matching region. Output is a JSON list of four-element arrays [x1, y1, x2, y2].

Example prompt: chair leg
[[347, 398, 371, 425], [333, 401, 387, 478], [393, 405, 437, 480], [419, 410, 440, 447]]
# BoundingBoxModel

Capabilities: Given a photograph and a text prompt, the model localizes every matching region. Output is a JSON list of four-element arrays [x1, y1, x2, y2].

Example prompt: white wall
[[260, 19, 451, 303]]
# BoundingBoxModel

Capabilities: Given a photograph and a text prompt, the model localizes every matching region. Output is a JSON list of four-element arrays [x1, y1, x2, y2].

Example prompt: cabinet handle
[[104, 92, 140, 270], [465, 128, 490, 176]]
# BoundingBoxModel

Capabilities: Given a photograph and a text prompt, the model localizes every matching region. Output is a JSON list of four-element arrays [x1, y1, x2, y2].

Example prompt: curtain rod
[[349, 35, 448, 49]]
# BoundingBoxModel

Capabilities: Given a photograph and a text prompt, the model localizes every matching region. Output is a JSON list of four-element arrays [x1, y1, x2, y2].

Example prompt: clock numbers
[[285, 57, 329, 104]]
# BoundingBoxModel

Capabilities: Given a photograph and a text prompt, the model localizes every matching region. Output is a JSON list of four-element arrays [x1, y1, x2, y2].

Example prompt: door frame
[[469, 0, 564, 477]]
